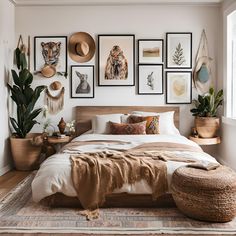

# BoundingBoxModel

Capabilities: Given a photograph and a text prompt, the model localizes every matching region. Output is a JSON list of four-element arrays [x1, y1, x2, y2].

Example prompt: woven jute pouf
[[171, 165, 236, 222]]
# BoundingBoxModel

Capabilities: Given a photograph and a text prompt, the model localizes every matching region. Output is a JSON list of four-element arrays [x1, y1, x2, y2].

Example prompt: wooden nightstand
[[45, 135, 75, 153], [189, 136, 221, 146]]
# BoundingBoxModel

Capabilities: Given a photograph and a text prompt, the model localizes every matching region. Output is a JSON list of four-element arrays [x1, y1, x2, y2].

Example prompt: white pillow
[[121, 114, 130, 123], [92, 114, 123, 134], [131, 111, 180, 135]]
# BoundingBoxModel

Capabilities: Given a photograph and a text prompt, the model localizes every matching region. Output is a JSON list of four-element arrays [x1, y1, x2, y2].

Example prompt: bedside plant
[[8, 46, 46, 170], [190, 87, 223, 138]]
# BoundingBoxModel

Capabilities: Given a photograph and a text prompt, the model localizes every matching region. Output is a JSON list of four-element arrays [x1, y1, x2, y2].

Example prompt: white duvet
[[32, 134, 218, 202]]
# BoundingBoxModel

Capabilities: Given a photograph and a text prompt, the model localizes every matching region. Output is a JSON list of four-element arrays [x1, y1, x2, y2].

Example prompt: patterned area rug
[[0, 173, 236, 234]]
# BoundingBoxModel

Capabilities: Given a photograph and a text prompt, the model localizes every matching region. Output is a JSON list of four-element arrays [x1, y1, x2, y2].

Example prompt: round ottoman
[[171, 165, 236, 222]]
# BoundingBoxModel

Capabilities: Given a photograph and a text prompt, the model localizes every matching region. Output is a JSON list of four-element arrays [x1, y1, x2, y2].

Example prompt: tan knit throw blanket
[[70, 142, 204, 213], [71, 151, 167, 210]]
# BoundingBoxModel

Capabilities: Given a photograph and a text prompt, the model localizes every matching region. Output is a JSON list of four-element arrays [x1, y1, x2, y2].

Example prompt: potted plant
[[8, 46, 46, 170], [190, 87, 223, 138]]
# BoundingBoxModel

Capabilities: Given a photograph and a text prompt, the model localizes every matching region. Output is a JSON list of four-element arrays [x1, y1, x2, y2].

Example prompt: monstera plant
[[190, 87, 223, 138], [8, 47, 46, 170]]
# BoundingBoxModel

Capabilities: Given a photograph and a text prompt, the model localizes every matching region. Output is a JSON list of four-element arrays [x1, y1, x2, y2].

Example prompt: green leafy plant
[[8, 47, 46, 138], [190, 87, 223, 117]]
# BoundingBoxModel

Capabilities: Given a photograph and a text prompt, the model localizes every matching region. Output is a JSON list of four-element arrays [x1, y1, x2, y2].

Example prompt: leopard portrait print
[[41, 41, 61, 66]]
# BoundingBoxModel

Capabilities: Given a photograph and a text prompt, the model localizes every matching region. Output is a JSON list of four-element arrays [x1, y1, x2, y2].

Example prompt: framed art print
[[138, 64, 163, 95], [70, 65, 94, 98], [138, 39, 164, 64], [166, 71, 192, 104], [98, 34, 135, 86], [34, 36, 67, 75], [166, 33, 192, 69]]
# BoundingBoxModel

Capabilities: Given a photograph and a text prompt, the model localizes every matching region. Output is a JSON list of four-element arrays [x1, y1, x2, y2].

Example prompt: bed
[[32, 106, 218, 208]]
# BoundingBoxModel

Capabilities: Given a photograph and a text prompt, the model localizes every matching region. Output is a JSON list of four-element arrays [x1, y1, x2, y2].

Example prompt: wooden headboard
[[76, 106, 179, 135]]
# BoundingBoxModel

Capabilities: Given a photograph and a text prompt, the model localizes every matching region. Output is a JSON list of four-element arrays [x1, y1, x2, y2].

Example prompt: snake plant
[[8, 47, 46, 138], [190, 87, 223, 117]]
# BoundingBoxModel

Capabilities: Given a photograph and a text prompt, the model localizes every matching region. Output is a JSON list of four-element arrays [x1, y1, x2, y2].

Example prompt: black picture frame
[[138, 64, 164, 95], [98, 34, 135, 86], [34, 36, 68, 75], [138, 39, 164, 64], [166, 71, 192, 104], [166, 32, 192, 69], [70, 65, 95, 99]]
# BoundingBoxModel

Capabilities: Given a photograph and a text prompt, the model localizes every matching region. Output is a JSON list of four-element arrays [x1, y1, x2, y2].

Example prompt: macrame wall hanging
[[16, 35, 30, 70], [193, 29, 213, 94], [45, 87, 65, 115]]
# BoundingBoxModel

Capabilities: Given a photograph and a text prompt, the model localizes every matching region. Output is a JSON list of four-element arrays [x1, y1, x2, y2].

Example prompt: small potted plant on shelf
[[190, 87, 223, 138], [8, 46, 46, 170]]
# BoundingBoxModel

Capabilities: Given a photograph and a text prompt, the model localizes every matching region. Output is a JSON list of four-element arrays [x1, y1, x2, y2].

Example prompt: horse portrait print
[[98, 35, 134, 86], [105, 45, 128, 80]]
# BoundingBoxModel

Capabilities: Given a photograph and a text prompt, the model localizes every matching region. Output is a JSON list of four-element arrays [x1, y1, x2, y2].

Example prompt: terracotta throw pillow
[[109, 121, 147, 135], [128, 115, 160, 134]]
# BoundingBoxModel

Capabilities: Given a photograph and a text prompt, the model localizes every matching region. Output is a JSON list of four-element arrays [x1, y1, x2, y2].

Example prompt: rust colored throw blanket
[[70, 142, 203, 210]]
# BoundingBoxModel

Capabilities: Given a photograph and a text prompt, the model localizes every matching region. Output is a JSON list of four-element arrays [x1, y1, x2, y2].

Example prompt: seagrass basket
[[171, 165, 236, 222]]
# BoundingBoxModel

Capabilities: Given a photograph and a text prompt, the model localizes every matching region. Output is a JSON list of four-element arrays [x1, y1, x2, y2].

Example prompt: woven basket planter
[[10, 133, 42, 171], [171, 165, 236, 222]]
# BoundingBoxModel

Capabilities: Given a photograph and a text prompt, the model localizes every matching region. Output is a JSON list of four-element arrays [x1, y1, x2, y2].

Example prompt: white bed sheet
[[32, 134, 218, 202]]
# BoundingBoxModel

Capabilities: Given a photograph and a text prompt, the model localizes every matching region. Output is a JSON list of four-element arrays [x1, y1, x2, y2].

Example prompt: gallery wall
[[0, 0, 15, 174], [15, 4, 220, 136]]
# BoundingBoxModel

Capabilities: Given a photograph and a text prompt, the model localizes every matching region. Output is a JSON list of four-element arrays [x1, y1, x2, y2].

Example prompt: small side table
[[189, 136, 221, 146], [45, 136, 75, 153]]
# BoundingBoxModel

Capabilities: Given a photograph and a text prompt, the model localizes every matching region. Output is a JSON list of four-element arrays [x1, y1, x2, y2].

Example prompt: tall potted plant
[[190, 87, 223, 138], [8, 47, 46, 170]]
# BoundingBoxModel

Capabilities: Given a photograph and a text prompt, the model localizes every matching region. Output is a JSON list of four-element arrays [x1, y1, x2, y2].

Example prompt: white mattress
[[32, 134, 218, 202]]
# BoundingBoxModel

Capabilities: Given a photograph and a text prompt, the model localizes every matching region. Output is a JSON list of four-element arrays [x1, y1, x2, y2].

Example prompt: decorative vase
[[195, 117, 220, 138], [10, 133, 42, 171], [58, 117, 66, 134]]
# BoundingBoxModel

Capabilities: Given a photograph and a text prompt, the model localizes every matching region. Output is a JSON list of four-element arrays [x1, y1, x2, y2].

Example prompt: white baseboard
[[0, 164, 12, 176]]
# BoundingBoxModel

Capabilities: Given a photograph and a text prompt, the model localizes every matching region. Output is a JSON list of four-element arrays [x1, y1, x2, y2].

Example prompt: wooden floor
[[0, 171, 232, 236], [0, 234, 230, 236], [0, 170, 30, 199]]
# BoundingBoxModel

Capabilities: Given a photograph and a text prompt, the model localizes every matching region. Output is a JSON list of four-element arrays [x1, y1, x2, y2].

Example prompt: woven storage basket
[[171, 165, 236, 222]]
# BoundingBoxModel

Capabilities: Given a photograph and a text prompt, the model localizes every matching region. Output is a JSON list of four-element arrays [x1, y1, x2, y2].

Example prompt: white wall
[[15, 4, 220, 137], [0, 0, 15, 175], [218, 119, 236, 170], [216, 0, 236, 171]]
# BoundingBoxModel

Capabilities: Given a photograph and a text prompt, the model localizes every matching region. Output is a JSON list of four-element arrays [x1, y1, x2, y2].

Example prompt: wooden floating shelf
[[189, 136, 221, 145], [47, 136, 74, 144]]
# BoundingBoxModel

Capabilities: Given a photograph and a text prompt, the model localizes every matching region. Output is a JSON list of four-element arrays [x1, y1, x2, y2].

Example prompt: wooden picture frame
[[138, 39, 164, 64], [98, 34, 135, 86], [166, 71, 192, 104], [70, 65, 94, 98], [34, 36, 67, 75], [166, 33, 192, 69], [138, 64, 163, 95]]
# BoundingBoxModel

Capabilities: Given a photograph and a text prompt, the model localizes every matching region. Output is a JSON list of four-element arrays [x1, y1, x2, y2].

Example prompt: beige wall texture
[[0, 0, 15, 174]]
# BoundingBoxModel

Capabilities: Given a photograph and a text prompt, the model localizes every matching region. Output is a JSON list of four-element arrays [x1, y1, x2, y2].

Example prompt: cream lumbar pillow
[[131, 111, 180, 135], [92, 113, 123, 134]]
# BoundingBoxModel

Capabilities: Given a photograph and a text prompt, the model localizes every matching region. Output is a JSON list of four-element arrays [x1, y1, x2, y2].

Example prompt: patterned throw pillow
[[109, 121, 147, 135], [128, 115, 160, 134]]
